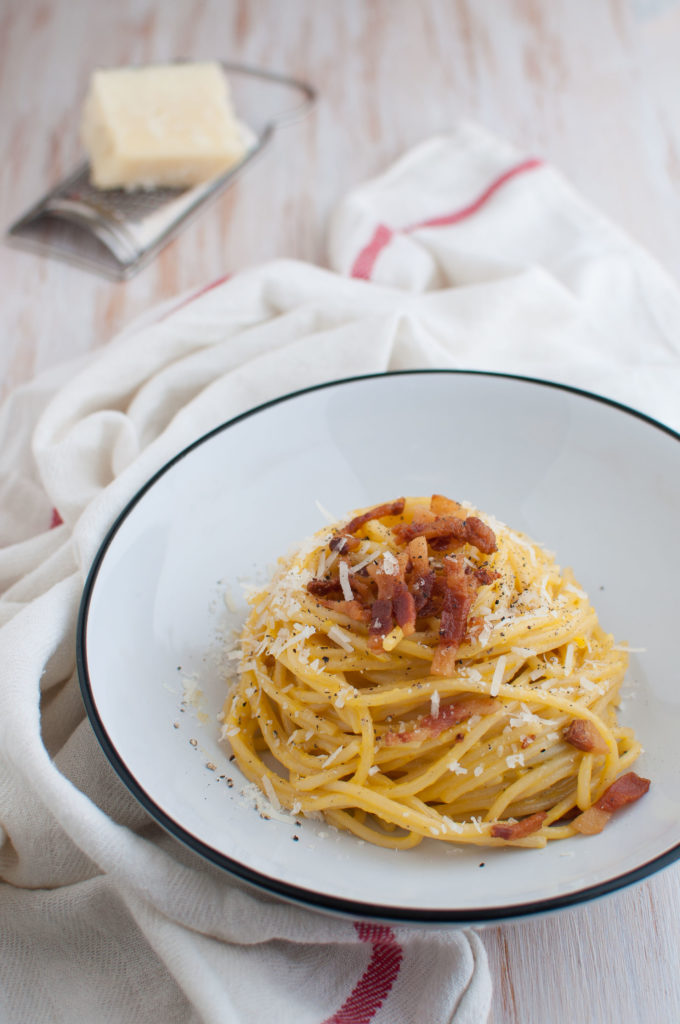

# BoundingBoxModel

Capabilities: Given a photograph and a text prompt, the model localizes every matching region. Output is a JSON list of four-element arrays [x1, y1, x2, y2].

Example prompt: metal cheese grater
[[6, 63, 316, 280]]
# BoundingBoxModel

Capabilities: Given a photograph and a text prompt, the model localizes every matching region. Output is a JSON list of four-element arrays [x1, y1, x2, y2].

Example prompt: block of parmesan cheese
[[81, 62, 248, 190]]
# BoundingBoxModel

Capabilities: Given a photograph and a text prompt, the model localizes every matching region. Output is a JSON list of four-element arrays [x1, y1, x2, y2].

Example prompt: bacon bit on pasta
[[431, 557, 490, 675], [438, 559, 477, 640], [394, 514, 497, 554], [307, 578, 343, 597], [407, 535, 429, 572], [393, 584, 416, 633], [365, 556, 411, 647], [317, 598, 371, 622], [430, 494, 466, 517], [411, 570, 435, 613], [463, 517, 498, 555], [594, 772, 650, 812], [330, 498, 406, 551], [571, 806, 611, 835], [471, 567, 502, 587], [563, 719, 609, 754], [306, 496, 499, 661], [383, 696, 500, 745], [406, 535, 434, 613], [490, 812, 547, 840], [571, 772, 650, 835], [368, 597, 393, 649]]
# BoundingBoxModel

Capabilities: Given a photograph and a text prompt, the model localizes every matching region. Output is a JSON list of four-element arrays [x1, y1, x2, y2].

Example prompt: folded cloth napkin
[[2, 121, 680, 1024]]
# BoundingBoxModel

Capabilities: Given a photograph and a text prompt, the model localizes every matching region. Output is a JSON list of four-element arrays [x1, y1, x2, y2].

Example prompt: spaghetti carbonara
[[221, 495, 649, 848]]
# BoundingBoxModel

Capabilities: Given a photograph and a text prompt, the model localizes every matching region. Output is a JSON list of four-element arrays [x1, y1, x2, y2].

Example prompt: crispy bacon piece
[[429, 559, 501, 674], [407, 535, 429, 573], [439, 574, 475, 649], [311, 497, 499, 661], [328, 533, 360, 553], [430, 558, 478, 675], [368, 597, 393, 649], [594, 772, 650, 813], [572, 807, 611, 835], [345, 498, 406, 534], [430, 494, 465, 517], [394, 515, 497, 555], [317, 598, 370, 622], [406, 536, 435, 614], [411, 571, 435, 613], [307, 578, 343, 597], [383, 696, 499, 745], [564, 719, 609, 755], [431, 644, 460, 677], [490, 812, 547, 841], [366, 555, 416, 646], [463, 517, 498, 555], [572, 772, 650, 836], [472, 567, 501, 587], [393, 584, 416, 633], [330, 498, 406, 551], [348, 573, 373, 603]]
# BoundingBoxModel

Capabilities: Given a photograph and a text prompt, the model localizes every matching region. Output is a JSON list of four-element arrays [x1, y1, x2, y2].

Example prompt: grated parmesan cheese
[[382, 551, 400, 576], [490, 655, 507, 697], [564, 643, 575, 675], [327, 624, 354, 653], [322, 746, 343, 768], [338, 560, 354, 602], [219, 723, 240, 740], [443, 815, 463, 834], [261, 774, 280, 811], [430, 689, 441, 718], [350, 548, 383, 575]]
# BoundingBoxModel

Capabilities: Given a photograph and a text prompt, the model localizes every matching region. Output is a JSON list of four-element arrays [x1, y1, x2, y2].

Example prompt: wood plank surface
[[2, 2, 679, 1021]]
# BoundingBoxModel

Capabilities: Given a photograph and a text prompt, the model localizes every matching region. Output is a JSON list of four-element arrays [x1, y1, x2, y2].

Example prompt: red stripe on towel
[[350, 224, 394, 280], [49, 508, 63, 528], [350, 157, 543, 280], [322, 923, 403, 1024]]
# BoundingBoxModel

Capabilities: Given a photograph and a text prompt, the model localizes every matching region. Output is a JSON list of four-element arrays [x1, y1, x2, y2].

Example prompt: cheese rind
[[81, 62, 248, 190]]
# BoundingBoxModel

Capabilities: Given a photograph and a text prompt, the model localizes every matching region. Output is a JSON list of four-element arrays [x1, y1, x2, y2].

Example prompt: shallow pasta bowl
[[77, 370, 680, 924]]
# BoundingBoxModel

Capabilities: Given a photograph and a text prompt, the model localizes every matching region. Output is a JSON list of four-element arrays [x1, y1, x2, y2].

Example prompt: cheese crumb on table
[[80, 61, 248, 190]]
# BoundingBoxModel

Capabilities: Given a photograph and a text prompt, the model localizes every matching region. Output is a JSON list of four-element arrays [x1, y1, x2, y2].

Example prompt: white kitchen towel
[[2, 120, 680, 1024]]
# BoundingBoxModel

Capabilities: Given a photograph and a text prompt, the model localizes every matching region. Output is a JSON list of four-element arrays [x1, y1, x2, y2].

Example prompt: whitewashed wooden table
[[2, 1, 680, 1020]]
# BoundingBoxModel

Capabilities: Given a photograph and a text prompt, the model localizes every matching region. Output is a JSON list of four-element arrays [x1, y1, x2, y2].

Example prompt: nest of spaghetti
[[222, 495, 649, 849]]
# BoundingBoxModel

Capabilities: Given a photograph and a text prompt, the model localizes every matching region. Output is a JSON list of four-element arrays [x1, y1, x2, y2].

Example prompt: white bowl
[[77, 371, 680, 924]]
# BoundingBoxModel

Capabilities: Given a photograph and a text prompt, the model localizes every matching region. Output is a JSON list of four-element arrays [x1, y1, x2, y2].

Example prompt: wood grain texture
[[2, 2, 680, 1021]]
